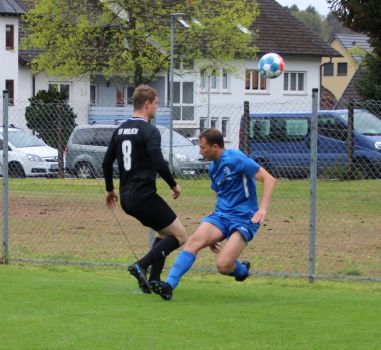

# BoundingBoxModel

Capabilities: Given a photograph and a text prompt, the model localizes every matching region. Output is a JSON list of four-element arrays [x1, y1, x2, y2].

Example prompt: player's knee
[[216, 257, 234, 274], [176, 230, 187, 245], [183, 234, 204, 253]]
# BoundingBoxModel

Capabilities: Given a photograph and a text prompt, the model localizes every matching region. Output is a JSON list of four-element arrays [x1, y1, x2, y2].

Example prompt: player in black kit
[[102, 85, 187, 294]]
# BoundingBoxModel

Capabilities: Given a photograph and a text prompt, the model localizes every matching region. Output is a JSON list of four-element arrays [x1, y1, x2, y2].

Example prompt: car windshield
[[4, 130, 46, 147], [158, 126, 194, 147], [338, 110, 381, 136]]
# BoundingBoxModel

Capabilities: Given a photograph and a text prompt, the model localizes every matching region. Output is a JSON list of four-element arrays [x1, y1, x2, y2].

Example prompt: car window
[[338, 110, 381, 136], [318, 116, 347, 141], [72, 129, 97, 145], [249, 118, 307, 142], [94, 128, 114, 146], [1, 130, 46, 148], [158, 126, 194, 147]]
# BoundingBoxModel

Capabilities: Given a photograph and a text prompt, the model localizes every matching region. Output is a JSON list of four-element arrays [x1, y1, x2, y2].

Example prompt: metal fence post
[[347, 99, 354, 174], [241, 101, 250, 155], [309, 88, 319, 282], [2, 90, 9, 264]]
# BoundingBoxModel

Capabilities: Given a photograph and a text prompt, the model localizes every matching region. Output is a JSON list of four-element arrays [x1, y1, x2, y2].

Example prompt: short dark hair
[[133, 85, 157, 110], [199, 128, 224, 148]]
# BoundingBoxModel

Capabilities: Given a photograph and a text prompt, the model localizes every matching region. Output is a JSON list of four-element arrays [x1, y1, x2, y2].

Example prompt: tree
[[21, 0, 259, 86], [328, 0, 381, 56], [355, 54, 381, 101], [25, 89, 77, 177]]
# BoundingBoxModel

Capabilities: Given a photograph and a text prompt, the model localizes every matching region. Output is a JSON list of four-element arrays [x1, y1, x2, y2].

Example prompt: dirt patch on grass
[[4, 188, 381, 278]]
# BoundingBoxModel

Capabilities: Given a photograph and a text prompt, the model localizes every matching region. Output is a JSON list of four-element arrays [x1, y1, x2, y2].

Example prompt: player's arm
[[102, 131, 117, 202], [240, 153, 276, 224], [252, 167, 276, 224], [146, 129, 179, 197]]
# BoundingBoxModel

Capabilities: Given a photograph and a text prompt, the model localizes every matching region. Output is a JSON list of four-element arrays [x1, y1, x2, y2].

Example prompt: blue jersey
[[208, 149, 260, 219]]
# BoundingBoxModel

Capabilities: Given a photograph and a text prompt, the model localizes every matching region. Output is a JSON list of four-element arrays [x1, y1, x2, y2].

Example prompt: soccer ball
[[258, 53, 285, 79]]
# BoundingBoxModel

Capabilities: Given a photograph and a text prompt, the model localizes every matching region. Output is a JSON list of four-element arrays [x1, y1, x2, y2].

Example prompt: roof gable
[[329, 33, 372, 63], [253, 0, 340, 57], [0, 0, 25, 16]]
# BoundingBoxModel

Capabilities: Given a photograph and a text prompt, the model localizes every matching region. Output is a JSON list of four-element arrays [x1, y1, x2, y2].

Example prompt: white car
[[0, 127, 59, 177]]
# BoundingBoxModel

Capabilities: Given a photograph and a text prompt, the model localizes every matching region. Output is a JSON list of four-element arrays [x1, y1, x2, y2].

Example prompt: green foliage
[[25, 89, 77, 149], [21, 0, 259, 85], [319, 163, 364, 181], [356, 53, 381, 101], [328, 0, 381, 56], [286, 6, 352, 42]]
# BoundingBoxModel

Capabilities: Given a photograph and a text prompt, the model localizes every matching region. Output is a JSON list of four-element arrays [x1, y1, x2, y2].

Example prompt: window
[[93, 129, 114, 146], [318, 116, 347, 141], [6, 80, 15, 106], [210, 71, 217, 90], [200, 69, 230, 92], [222, 118, 229, 137], [222, 70, 229, 90], [173, 82, 194, 121], [283, 72, 305, 92], [337, 63, 347, 76], [6, 25, 14, 50], [200, 117, 206, 131], [127, 86, 135, 105], [323, 63, 334, 76], [249, 118, 308, 142], [245, 70, 266, 91], [48, 83, 70, 101], [116, 86, 125, 106], [211, 118, 218, 129], [200, 70, 207, 90], [90, 85, 97, 106]]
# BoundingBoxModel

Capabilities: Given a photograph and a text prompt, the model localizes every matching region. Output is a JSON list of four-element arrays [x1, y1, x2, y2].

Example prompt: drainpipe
[[320, 57, 333, 109]]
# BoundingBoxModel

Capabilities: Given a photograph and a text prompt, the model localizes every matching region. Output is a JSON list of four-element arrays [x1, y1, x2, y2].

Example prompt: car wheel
[[8, 162, 26, 178], [75, 162, 95, 179]]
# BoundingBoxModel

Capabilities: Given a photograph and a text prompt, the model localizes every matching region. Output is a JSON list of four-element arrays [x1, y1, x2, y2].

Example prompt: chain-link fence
[[1, 91, 381, 281]]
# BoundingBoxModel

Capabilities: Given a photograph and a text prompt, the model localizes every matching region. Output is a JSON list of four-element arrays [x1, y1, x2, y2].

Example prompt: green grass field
[[1, 264, 381, 350]]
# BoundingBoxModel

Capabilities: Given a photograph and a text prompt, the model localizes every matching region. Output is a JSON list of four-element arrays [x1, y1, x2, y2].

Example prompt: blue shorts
[[201, 212, 260, 243]]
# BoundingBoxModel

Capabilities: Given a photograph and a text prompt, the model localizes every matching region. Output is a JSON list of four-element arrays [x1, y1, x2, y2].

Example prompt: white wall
[[0, 16, 19, 126], [191, 56, 322, 147], [34, 72, 90, 125]]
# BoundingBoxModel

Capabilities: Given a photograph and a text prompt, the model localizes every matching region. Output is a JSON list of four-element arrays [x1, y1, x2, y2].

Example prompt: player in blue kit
[[151, 128, 276, 300]]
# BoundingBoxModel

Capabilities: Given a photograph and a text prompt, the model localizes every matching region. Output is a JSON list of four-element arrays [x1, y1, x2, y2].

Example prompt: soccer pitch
[[1, 265, 380, 350]]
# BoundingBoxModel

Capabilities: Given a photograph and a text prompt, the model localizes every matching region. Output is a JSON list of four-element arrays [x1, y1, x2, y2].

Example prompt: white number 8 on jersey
[[122, 140, 132, 171]]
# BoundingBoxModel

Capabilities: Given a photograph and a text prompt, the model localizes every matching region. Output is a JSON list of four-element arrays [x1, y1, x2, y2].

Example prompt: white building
[[1, 0, 340, 147]]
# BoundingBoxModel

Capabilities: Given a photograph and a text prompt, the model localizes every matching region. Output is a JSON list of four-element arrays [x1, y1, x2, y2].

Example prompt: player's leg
[[135, 217, 186, 272], [151, 222, 223, 300], [148, 236, 165, 282], [216, 231, 250, 281], [124, 194, 185, 293]]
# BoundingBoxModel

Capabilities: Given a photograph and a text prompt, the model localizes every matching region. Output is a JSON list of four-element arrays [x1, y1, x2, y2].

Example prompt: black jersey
[[102, 117, 176, 199]]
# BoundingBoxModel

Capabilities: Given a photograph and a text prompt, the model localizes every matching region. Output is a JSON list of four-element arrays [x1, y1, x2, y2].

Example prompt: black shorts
[[120, 193, 177, 231]]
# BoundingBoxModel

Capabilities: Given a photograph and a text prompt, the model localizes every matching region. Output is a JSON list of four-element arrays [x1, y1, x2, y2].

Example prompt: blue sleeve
[[209, 163, 219, 192], [238, 151, 260, 177]]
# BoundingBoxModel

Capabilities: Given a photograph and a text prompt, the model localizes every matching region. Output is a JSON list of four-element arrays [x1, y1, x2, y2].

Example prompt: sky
[[275, 0, 331, 16]]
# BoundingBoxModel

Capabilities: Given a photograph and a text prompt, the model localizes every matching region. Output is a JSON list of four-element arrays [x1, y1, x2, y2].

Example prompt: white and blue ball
[[258, 53, 285, 79]]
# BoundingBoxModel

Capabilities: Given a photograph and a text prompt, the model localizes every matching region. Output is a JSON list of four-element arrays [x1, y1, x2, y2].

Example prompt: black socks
[[137, 235, 180, 272]]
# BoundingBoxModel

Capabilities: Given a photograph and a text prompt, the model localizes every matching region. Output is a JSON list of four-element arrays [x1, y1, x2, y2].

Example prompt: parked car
[[239, 109, 381, 178], [0, 126, 59, 178], [65, 124, 209, 178]]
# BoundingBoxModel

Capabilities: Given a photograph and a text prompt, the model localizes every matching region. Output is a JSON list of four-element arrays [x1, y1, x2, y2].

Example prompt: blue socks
[[228, 260, 248, 279], [166, 250, 196, 289]]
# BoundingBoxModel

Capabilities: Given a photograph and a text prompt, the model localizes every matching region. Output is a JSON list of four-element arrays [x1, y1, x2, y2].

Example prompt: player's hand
[[105, 190, 118, 209], [171, 184, 181, 199], [251, 208, 267, 224], [209, 242, 221, 254]]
